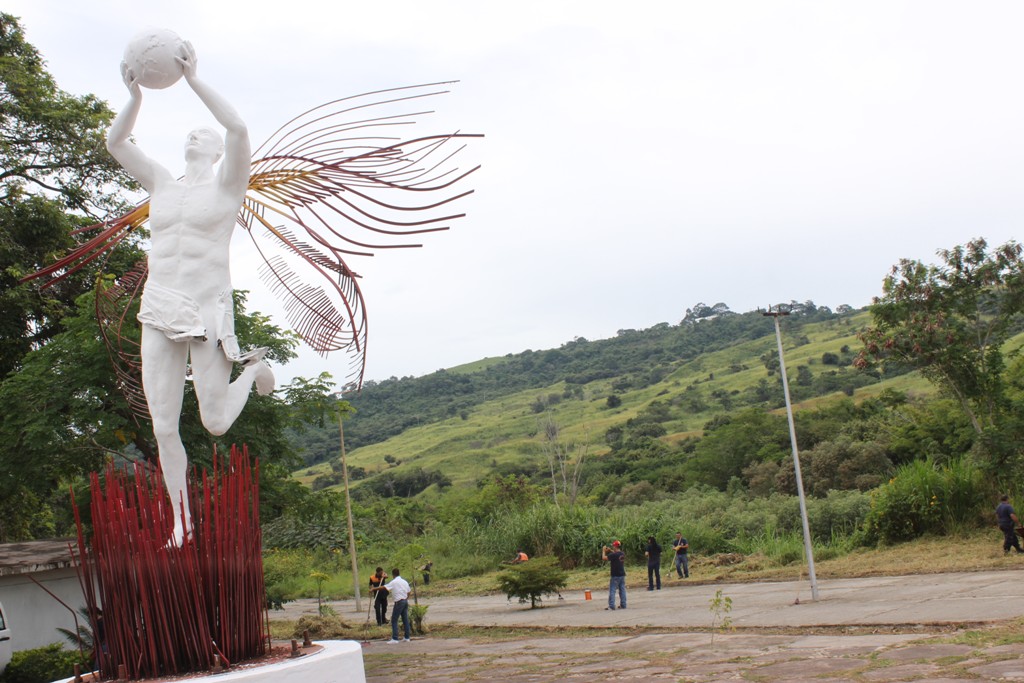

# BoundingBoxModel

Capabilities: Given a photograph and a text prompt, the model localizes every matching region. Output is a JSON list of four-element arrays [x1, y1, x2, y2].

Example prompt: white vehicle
[[0, 601, 10, 672]]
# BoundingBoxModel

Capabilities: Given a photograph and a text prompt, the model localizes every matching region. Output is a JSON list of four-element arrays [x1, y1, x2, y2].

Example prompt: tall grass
[[447, 487, 872, 569], [266, 461, 995, 598], [863, 457, 987, 544]]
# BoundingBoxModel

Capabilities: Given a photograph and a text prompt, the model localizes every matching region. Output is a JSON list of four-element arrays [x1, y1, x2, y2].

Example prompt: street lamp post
[[763, 306, 819, 600], [337, 408, 361, 612]]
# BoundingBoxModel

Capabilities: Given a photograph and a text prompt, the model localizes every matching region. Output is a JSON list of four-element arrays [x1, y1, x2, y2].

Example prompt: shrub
[[262, 515, 347, 550], [471, 504, 612, 567], [409, 604, 429, 635], [742, 526, 805, 565], [1, 643, 89, 683], [804, 438, 892, 495], [291, 615, 351, 640], [806, 490, 872, 539], [606, 481, 666, 507], [497, 557, 568, 608], [863, 458, 986, 544], [362, 468, 452, 498]]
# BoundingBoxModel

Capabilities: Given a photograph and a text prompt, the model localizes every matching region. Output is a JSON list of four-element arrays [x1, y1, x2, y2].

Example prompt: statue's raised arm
[[106, 58, 171, 193], [177, 40, 250, 196]]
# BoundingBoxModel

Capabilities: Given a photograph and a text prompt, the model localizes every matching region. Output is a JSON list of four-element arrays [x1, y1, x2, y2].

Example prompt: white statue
[[107, 38, 274, 545], [9, 30, 480, 544]]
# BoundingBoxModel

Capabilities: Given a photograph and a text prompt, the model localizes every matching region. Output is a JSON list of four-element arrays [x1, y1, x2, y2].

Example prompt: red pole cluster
[[71, 445, 269, 680]]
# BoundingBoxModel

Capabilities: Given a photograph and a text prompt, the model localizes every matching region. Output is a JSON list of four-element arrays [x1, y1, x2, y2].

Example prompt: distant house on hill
[[0, 539, 84, 652]]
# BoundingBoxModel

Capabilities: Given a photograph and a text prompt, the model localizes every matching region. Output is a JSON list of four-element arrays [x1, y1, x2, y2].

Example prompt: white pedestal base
[[54, 640, 366, 683]]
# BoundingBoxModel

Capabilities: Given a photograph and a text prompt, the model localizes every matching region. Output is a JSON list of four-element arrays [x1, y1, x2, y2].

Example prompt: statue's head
[[184, 127, 224, 164]]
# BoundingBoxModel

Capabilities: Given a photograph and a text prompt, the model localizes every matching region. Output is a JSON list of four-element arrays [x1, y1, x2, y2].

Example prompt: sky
[[7, 1, 1024, 388]]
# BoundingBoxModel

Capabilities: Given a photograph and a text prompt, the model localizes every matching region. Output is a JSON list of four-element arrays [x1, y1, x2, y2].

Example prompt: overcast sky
[[7, 1, 1024, 387]]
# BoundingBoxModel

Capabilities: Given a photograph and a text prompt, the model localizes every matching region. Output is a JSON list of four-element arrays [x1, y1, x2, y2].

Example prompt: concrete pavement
[[281, 569, 1024, 629], [276, 570, 1024, 681]]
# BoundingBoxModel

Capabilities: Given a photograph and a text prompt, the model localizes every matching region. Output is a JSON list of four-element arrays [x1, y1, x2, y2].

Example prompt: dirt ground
[[345, 570, 1024, 682], [361, 630, 1024, 682]]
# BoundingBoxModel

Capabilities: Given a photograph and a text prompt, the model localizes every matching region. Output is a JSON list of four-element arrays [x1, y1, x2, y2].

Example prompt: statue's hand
[[177, 40, 198, 80], [119, 60, 141, 96]]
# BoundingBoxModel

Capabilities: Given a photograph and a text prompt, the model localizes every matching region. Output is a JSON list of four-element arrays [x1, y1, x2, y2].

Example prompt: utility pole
[[763, 306, 819, 600], [337, 407, 361, 612]]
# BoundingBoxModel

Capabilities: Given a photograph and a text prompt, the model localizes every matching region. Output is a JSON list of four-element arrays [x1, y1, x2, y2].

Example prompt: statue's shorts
[[138, 282, 267, 365]]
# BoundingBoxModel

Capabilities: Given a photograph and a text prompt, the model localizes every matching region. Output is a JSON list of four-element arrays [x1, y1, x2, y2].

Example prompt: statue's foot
[[253, 361, 275, 396], [237, 346, 269, 367], [167, 521, 194, 549]]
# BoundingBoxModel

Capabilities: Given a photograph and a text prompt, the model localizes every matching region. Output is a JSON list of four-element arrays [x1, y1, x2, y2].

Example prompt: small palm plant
[[311, 571, 332, 615], [56, 607, 95, 659], [708, 589, 733, 644]]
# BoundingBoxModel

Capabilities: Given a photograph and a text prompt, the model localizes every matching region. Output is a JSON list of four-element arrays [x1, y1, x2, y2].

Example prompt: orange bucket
[[584, 590, 592, 600]]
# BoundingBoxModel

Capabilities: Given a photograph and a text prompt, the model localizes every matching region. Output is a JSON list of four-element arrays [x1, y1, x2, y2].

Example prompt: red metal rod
[[70, 446, 267, 679]]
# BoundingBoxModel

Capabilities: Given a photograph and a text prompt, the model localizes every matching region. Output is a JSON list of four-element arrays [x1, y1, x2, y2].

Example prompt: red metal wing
[[23, 82, 481, 394], [238, 82, 481, 387], [95, 260, 149, 422], [20, 203, 150, 288], [20, 209, 151, 422]]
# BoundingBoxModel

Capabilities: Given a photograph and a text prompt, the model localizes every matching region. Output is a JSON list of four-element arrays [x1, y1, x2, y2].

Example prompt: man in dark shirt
[[603, 540, 627, 610], [645, 536, 662, 591], [996, 494, 1023, 554]]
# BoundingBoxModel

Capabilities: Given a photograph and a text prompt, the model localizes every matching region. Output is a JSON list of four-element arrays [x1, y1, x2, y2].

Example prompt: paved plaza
[[282, 570, 1024, 681]]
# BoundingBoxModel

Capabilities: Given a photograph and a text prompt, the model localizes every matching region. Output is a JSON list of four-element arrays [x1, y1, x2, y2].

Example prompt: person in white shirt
[[372, 568, 411, 642]]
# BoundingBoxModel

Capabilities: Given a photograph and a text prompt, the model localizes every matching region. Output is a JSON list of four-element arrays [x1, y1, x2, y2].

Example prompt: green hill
[[292, 301, 932, 494]]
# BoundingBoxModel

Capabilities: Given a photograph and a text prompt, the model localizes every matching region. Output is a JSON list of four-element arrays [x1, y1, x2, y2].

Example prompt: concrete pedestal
[[54, 640, 366, 683]]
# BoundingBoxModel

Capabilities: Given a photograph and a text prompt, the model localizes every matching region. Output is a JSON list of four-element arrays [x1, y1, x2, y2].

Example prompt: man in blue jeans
[[672, 532, 689, 578], [372, 567, 412, 642], [602, 541, 627, 610]]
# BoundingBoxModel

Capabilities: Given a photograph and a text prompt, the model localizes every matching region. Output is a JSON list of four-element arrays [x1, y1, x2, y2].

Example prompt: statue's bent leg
[[140, 326, 191, 545], [190, 338, 274, 436]]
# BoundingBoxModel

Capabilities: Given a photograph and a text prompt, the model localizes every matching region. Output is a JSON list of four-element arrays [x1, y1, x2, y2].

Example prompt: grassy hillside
[[293, 306, 933, 492]]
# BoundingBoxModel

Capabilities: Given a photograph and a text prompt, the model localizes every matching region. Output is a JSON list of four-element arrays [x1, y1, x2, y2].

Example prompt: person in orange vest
[[369, 567, 389, 626]]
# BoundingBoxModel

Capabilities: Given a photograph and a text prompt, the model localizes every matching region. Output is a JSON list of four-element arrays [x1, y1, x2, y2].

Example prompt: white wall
[[0, 569, 86, 652]]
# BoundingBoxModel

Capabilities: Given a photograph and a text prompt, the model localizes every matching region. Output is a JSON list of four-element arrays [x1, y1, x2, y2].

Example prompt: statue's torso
[[147, 179, 242, 301]]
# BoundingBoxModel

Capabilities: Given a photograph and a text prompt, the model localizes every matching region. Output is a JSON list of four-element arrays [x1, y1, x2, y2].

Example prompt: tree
[[0, 15, 141, 377], [857, 238, 1024, 439], [1, 14, 133, 216], [496, 557, 568, 609], [0, 291, 132, 539], [451, 474, 543, 523], [682, 302, 733, 325], [803, 438, 892, 495], [688, 409, 790, 490], [393, 542, 428, 605], [539, 418, 588, 508]]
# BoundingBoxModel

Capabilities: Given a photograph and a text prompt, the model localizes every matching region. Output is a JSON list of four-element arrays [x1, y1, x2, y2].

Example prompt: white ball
[[123, 29, 184, 90]]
